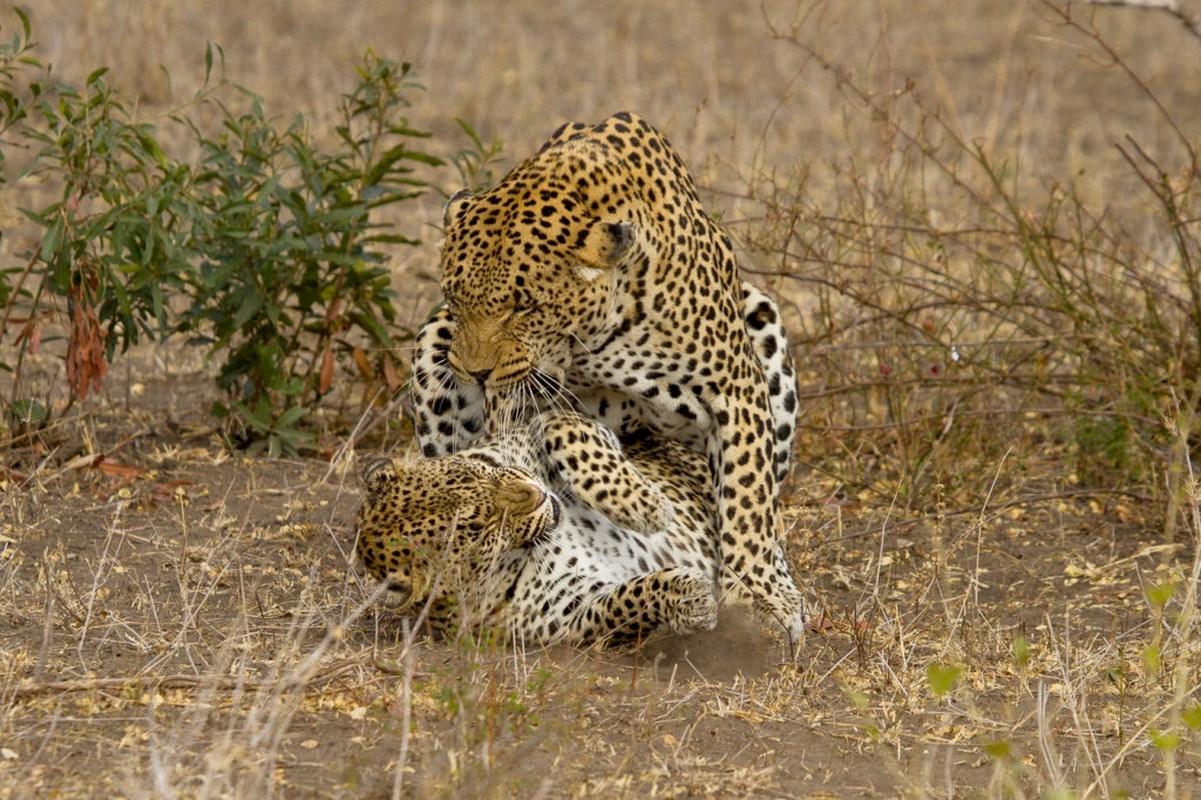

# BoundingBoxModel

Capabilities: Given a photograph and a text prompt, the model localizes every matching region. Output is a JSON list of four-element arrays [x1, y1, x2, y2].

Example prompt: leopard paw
[[665, 570, 719, 634]]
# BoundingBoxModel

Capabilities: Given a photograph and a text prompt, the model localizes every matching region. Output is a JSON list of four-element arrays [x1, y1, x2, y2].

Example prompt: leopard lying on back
[[355, 412, 739, 646]]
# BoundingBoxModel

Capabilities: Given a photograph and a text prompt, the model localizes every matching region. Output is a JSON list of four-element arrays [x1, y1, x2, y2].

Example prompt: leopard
[[354, 412, 727, 646], [408, 112, 806, 641]]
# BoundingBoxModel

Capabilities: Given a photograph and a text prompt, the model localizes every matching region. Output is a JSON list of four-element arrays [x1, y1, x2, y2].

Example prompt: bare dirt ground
[[2, 363, 1189, 797], [4, 1, 1201, 797]]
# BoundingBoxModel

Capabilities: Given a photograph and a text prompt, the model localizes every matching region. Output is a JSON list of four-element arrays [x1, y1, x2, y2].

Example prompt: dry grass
[[4, 0, 1201, 797]]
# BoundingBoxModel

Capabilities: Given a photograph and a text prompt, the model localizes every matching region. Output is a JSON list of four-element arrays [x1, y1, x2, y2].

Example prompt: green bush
[[179, 52, 440, 455], [1, 11, 448, 456], [19, 65, 196, 401]]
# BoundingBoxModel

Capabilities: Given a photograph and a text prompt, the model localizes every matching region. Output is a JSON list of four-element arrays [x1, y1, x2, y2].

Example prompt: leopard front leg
[[411, 307, 486, 456], [531, 411, 673, 534], [709, 396, 808, 644], [564, 567, 718, 646]]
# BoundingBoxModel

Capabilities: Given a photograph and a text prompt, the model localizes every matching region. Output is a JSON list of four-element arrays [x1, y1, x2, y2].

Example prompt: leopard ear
[[444, 189, 472, 227], [360, 457, 406, 497], [574, 219, 634, 280]]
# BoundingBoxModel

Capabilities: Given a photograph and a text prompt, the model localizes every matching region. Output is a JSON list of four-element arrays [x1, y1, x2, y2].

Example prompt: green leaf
[[85, 67, 109, 88], [138, 130, 168, 169], [10, 399, 48, 424], [1011, 635, 1030, 668], [40, 216, 63, 260], [1145, 582, 1175, 609], [398, 150, 443, 167], [926, 663, 962, 698], [982, 740, 1012, 760], [16, 6, 31, 41], [231, 286, 263, 330], [111, 279, 132, 322], [276, 405, 306, 428], [349, 309, 395, 347], [1150, 730, 1181, 752], [1142, 644, 1161, 675], [455, 118, 485, 151]]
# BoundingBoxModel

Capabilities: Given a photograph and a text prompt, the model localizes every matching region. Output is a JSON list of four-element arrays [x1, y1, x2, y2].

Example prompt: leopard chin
[[381, 580, 413, 609]]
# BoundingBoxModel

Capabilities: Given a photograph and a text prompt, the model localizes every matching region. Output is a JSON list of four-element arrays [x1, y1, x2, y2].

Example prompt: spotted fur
[[410, 112, 805, 640], [355, 413, 721, 646]]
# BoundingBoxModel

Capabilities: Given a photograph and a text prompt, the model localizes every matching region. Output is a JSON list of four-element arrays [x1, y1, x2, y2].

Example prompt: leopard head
[[354, 454, 559, 609], [439, 138, 636, 395]]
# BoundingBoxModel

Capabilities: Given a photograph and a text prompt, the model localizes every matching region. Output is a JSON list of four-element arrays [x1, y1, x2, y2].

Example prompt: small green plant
[[18, 65, 196, 401], [1010, 634, 1031, 669], [980, 738, 1032, 798], [179, 52, 441, 454], [1072, 413, 1140, 485], [450, 118, 504, 194], [3, 10, 189, 406], [1, 10, 450, 454], [926, 662, 963, 698], [844, 684, 882, 741]]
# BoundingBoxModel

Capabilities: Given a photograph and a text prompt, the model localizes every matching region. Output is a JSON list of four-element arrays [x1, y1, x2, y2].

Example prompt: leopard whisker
[[567, 330, 595, 358]]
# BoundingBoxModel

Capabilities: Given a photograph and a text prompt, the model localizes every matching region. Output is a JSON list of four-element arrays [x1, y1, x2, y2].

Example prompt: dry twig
[[1088, 0, 1201, 43]]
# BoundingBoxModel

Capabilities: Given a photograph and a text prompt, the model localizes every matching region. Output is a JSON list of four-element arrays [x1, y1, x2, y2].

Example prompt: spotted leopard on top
[[409, 112, 805, 641], [355, 412, 725, 646]]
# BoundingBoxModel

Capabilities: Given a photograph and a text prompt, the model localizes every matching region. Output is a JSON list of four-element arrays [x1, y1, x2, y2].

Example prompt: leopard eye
[[510, 289, 542, 315], [511, 301, 538, 318]]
